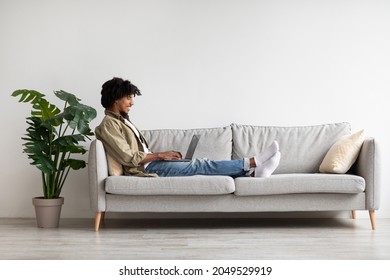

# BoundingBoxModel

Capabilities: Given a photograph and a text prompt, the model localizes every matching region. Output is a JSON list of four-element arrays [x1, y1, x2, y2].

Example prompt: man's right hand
[[158, 151, 183, 160], [140, 151, 182, 164]]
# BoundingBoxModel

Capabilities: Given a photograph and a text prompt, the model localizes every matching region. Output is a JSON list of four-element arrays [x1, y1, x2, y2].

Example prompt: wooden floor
[[1, 217, 389, 260]]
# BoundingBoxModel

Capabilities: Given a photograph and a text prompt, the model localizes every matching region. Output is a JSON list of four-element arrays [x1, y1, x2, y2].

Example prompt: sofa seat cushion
[[105, 175, 235, 195], [234, 173, 365, 196]]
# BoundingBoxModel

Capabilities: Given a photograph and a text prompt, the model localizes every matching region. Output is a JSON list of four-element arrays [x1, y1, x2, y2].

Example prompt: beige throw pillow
[[319, 130, 365, 174], [106, 153, 123, 176]]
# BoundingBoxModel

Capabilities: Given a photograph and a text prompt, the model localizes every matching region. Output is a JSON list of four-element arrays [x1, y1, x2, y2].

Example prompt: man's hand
[[141, 151, 182, 164], [157, 151, 182, 160]]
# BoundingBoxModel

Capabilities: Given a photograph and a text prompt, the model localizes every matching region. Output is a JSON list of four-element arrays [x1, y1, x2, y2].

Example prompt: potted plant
[[12, 89, 97, 228]]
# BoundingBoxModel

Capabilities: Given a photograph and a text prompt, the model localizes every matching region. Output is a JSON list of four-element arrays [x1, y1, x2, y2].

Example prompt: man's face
[[116, 94, 135, 115]]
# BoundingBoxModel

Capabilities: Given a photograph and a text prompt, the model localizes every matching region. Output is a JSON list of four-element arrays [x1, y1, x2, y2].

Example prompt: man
[[95, 77, 280, 177]]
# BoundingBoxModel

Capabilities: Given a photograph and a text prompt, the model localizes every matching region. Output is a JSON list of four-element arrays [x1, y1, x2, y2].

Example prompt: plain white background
[[1, 0, 389, 219]]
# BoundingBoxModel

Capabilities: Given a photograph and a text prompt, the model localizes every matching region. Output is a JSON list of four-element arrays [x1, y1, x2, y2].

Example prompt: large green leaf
[[21, 117, 55, 173], [62, 159, 87, 170], [11, 89, 44, 104], [12, 90, 61, 122], [59, 103, 97, 134], [54, 90, 80, 106], [52, 135, 87, 154]]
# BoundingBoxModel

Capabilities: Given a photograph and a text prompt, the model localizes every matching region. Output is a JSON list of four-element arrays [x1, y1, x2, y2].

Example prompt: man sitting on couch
[[95, 77, 280, 178]]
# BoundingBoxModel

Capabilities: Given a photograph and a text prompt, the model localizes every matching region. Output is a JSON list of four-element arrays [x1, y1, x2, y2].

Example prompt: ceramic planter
[[32, 197, 64, 228]]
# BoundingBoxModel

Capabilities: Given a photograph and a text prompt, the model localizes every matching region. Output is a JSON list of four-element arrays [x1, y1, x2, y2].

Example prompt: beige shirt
[[95, 110, 157, 177]]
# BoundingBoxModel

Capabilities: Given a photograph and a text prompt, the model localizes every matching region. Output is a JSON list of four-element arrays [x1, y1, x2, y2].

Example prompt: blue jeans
[[145, 158, 251, 177]]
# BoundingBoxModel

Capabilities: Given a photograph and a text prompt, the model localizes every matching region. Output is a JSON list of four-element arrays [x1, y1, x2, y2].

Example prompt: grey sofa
[[88, 122, 379, 231]]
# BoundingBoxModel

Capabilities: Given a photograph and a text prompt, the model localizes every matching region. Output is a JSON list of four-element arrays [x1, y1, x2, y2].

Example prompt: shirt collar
[[104, 110, 127, 123]]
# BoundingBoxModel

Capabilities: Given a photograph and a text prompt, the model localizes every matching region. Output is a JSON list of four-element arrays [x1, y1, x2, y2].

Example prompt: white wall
[[1, 0, 389, 219]]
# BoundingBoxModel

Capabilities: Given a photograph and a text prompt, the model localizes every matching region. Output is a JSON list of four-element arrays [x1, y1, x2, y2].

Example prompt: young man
[[95, 77, 280, 178]]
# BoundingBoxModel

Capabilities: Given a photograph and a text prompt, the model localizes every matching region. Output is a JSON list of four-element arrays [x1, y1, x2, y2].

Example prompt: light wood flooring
[[0, 217, 389, 260]]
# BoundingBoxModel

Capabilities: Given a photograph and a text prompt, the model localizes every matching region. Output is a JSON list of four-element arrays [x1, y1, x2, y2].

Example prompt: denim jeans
[[145, 158, 251, 177]]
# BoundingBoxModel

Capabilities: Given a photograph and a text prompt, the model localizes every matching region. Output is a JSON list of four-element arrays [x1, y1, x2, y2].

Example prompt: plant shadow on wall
[[12, 89, 97, 228]]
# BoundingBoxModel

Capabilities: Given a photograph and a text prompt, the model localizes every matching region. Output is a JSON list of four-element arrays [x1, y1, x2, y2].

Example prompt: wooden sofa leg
[[351, 210, 356, 219], [369, 210, 376, 230], [95, 212, 104, 232]]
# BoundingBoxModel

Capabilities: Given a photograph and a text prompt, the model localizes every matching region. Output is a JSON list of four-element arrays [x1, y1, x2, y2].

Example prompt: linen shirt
[[95, 110, 157, 177]]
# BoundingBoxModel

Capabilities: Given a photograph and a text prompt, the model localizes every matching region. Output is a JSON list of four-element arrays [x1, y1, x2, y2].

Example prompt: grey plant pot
[[32, 197, 64, 228]]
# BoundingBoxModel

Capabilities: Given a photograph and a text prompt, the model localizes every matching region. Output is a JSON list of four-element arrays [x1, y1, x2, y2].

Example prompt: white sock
[[254, 140, 279, 166], [255, 151, 281, 178]]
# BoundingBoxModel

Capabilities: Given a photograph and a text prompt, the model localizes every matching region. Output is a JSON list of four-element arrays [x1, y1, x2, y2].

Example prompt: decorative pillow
[[106, 153, 123, 176], [319, 130, 365, 174]]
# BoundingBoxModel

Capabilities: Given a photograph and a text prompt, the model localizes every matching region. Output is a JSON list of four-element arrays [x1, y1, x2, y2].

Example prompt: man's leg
[[145, 158, 248, 177]]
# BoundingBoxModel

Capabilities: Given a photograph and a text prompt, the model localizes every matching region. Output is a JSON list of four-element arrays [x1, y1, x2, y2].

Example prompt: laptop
[[165, 134, 201, 162]]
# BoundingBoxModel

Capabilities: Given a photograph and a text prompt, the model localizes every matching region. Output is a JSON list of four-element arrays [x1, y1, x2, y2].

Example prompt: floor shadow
[[97, 217, 359, 231]]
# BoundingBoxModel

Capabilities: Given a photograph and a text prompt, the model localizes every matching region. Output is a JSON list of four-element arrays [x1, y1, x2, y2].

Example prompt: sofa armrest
[[88, 139, 108, 212], [354, 138, 380, 210]]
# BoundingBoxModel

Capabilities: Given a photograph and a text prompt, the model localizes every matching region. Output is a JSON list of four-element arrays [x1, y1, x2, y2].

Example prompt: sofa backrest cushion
[[142, 126, 232, 161], [231, 122, 351, 173]]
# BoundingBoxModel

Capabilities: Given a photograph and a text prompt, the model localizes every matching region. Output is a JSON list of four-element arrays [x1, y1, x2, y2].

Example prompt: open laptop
[[165, 134, 201, 162]]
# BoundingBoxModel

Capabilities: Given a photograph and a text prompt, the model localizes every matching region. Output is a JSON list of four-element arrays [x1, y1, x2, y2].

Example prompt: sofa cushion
[[105, 175, 235, 195], [142, 126, 232, 161], [231, 122, 351, 173], [319, 129, 365, 174], [234, 173, 365, 196]]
